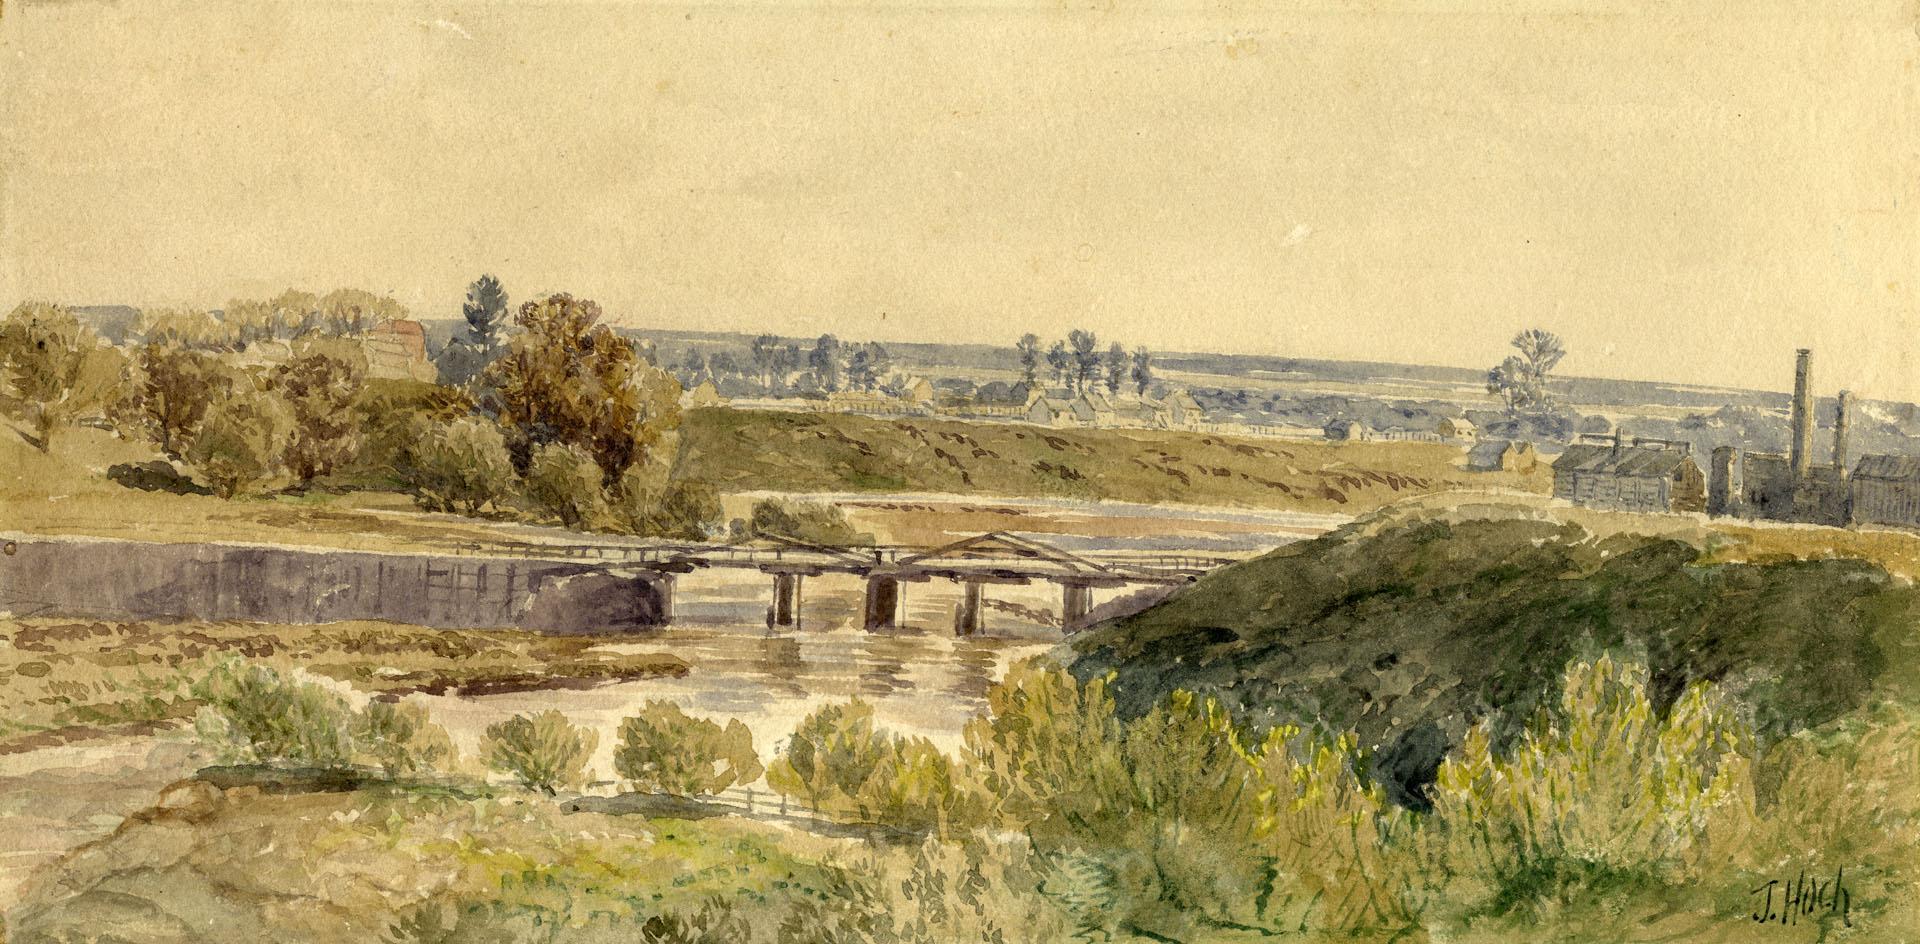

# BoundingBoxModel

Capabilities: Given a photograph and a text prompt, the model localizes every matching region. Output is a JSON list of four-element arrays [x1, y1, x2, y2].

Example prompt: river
[[419, 568, 1084, 780], [422, 498, 1344, 779]]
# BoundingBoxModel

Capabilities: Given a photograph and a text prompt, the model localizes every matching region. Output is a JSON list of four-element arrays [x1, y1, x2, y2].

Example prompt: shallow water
[[422, 569, 1082, 780]]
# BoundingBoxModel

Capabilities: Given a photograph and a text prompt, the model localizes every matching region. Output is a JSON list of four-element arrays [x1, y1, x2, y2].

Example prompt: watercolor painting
[[1, 2, 1916, 942]]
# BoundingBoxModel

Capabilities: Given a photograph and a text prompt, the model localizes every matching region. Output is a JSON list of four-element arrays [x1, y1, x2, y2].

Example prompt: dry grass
[[0, 617, 687, 753], [676, 407, 1555, 513]]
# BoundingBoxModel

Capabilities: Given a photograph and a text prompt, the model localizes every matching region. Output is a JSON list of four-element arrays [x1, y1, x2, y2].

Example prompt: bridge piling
[[1060, 582, 1093, 633], [770, 572, 804, 628], [955, 580, 985, 636], [862, 575, 901, 631]]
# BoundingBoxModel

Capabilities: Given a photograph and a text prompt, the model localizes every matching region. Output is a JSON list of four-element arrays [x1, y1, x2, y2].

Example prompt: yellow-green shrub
[[768, 699, 984, 836], [1430, 655, 1753, 916], [960, 659, 1124, 830], [962, 660, 1434, 938], [484, 709, 597, 794], [767, 699, 893, 811], [1251, 726, 1439, 931], [192, 659, 357, 768], [612, 700, 762, 797], [354, 699, 457, 777]]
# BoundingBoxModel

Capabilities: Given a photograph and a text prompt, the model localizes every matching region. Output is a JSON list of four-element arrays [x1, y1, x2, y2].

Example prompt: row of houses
[[1023, 388, 1204, 430], [1326, 416, 1479, 443]]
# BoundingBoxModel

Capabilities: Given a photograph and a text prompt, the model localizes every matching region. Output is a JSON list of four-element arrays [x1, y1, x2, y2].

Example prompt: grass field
[[677, 407, 1551, 511]]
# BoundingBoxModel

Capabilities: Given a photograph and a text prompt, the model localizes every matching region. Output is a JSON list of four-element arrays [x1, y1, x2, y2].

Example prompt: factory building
[[1552, 433, 1706, 514], [1707, 349, 1853, 527]]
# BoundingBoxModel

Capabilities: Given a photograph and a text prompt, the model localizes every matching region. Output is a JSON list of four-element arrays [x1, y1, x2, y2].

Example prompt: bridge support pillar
[[954, 580, 985, 636], [863, 575, 900, 631], [656, 574, 676, 626], [1061, 583, 1093, 634], [771, 573, 803, 628]]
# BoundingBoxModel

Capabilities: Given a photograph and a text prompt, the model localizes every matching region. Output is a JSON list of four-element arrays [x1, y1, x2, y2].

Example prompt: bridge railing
[[445, 539, 1247, 575]]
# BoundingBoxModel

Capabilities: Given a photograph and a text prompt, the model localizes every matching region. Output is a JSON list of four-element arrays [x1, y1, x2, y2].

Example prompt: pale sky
[[2, 1, 1916, 400]]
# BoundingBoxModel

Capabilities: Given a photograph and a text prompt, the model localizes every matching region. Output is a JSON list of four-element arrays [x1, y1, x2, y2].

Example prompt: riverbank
[[0, 617, 687, 755]]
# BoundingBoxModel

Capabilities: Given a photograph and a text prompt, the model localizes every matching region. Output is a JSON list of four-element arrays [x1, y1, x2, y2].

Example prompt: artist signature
[[1750, 868, 1851, 929]]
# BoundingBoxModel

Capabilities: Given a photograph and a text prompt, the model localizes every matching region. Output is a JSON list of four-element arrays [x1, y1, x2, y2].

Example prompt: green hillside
[[1066, 503, 1920, 806], [676, 407, 1548, 511]]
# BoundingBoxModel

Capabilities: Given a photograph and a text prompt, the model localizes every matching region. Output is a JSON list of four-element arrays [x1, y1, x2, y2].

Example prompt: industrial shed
[[1850, 455, 1920, 529], [1551, 435, 1706, 514]]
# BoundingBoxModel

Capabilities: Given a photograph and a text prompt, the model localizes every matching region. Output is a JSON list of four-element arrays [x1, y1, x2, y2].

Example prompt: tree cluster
[[1488, 328, 1566, 416], [1019, 330, 1152, 396], [677, 334, 896, 397], [150, 288, 408, 352]]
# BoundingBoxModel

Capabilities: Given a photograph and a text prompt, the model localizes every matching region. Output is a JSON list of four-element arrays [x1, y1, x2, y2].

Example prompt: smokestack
[[1612, 429, 1624, 457], [1833, 389, 1852, 475], [1790, 349, 1814, 479]]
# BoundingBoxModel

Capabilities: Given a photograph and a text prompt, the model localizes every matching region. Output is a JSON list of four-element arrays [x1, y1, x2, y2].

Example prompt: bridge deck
[[446, 532, 1246, 584]]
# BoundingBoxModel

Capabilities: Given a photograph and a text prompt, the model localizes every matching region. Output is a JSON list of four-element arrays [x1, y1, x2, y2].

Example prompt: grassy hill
[[675, 407, 1548, 512], [1065, 501, 1920, 806]]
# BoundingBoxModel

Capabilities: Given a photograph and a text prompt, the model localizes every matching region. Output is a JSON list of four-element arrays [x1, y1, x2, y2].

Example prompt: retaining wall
[[0, 536, 669, 633]]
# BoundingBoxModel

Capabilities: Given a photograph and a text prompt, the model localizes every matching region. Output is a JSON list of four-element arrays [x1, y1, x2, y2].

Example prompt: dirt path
[[0, 734, 205, 909]]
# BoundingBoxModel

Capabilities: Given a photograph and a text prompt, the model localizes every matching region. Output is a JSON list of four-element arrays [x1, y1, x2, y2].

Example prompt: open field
[[677, 407, 1551, 511]]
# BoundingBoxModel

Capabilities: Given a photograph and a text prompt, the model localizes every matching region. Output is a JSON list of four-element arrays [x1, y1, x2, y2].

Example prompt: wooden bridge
[[451, 531, 1243, 634]]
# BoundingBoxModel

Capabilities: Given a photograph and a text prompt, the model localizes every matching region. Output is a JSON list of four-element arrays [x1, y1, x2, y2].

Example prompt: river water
[[420, 569, 1082, 780], [425, 497, 1345, 783]]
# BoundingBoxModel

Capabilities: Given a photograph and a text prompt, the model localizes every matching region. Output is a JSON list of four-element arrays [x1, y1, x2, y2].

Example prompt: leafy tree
[[613, 701, 763, 797], [615, 473, 723, 540], [270, 343, 366, 486], [1016, 333, 1042, 386], [1130, 346, 1154, 396], [134, 343, 232, 458], [140, 307, 234, 350], [750, 334, 781, 389], [185, 380, 295, 498], [809, 335, 843, 392], [482, 293, 683, 489], [1488, 328, 1566, 415], [845, 347, 874, 391], [437, 274, 511, 386], [1104, 342, 1127, 394], [678, 348, 710, 384], [399, 416, 517, 514], [1045, 340, 1071, 390], [319, 288, 403, 336], [221, 298, 275, 347], [523, 442, 607, 529], [1068, 329, 1101, 393], [265, 289, 321, 340], [0, 303, 132, 451]]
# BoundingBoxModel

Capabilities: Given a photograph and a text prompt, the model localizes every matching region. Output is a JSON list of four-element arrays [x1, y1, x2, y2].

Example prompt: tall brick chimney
[[1833, 389, 1852, 476], [1790, 349, 1814, 479]]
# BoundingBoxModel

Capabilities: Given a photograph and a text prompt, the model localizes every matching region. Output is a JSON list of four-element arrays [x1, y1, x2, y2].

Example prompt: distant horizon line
[[55, 300, 1877, 410]]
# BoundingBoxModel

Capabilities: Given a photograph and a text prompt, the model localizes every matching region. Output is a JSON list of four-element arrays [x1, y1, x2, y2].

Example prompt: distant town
[[54, 278, 1920, 538]]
